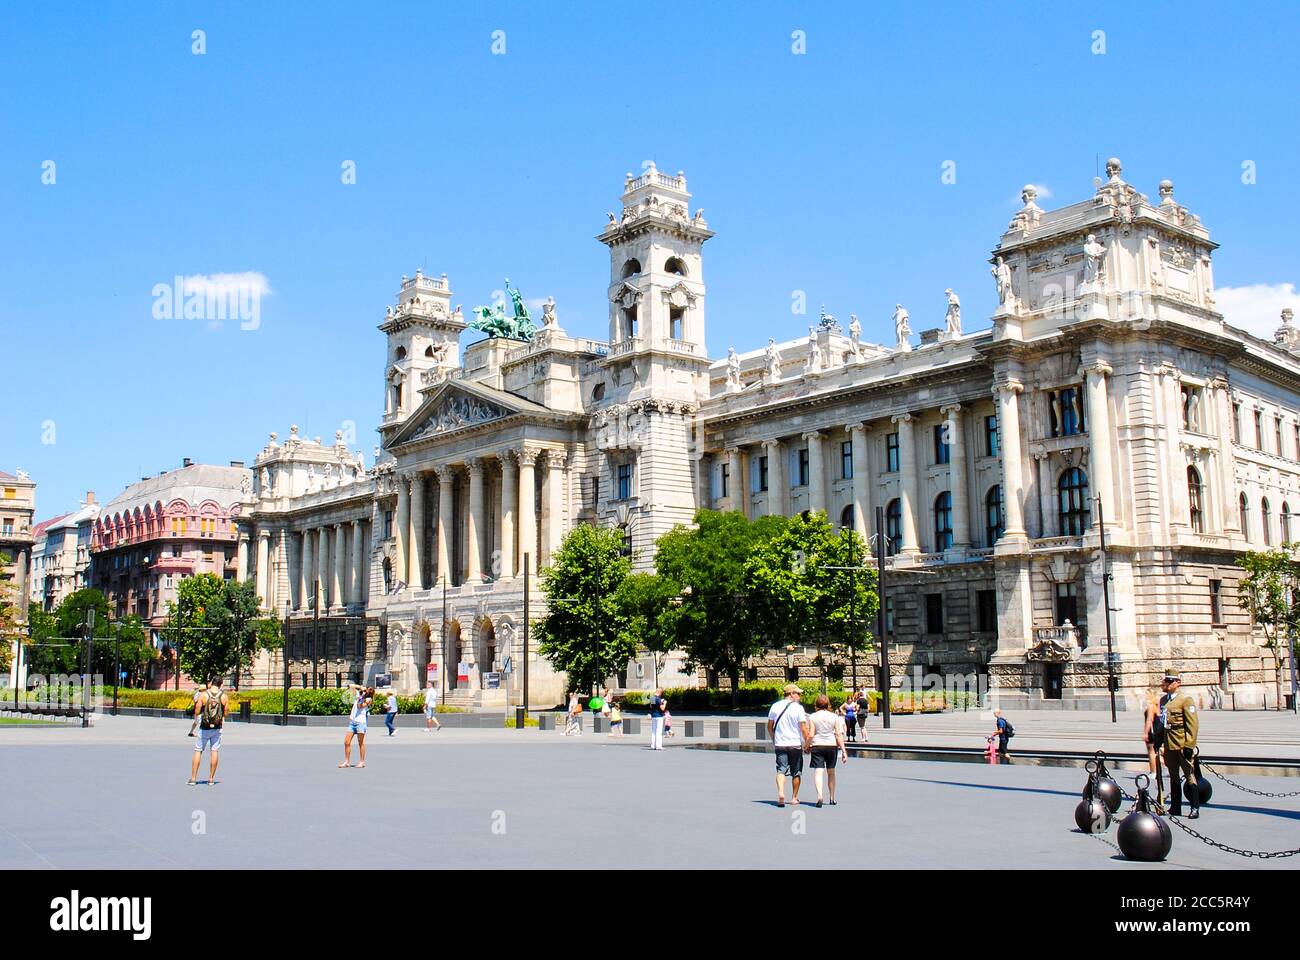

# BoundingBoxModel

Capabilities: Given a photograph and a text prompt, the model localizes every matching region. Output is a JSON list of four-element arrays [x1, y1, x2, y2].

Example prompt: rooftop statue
[[470, 278, 537, 341]]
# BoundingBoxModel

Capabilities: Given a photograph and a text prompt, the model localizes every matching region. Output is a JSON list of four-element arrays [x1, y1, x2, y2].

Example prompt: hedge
[[15, 687, 464, 716], [617, 682, 977, 713]]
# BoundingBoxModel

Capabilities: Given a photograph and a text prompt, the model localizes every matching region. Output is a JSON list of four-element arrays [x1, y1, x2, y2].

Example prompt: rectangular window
[[383, 510, 393, 539], [977, 590, 997, 633], [1, 519, 12, 536], [617, 463, 632, 500], [1255, 409, 1264, 449], [934, 424, 950, 465], [758, 455, 769, 492], [841, 441, 853, 480], [884, 596, 894, 634], [1295, 424, 1299, 460], [1233, 402, 1242, 443], [925, 594, 944, 635], [720, 463, 730, 499], [3, 487, 14, 499], [1210, 579, 1224, 625], [984, 415, 998, 457], [797, 449, 810, 487], [1277, 417, 1285, 456], [1055, 582, 1079, 626], [1053, 387, 1085, 436], [885, 433, 900, 472]]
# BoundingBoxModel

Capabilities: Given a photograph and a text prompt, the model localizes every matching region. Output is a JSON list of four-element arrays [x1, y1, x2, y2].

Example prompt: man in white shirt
[[767, 684, 810, 807], [424, 681, 442, 732]]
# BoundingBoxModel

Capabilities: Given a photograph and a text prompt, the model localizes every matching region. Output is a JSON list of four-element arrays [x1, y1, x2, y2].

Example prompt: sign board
[[374, 673, 392, 687], [502, 656, 513, 676], [457, 661, 471, 683], [426, 662, 439, 683], [484, 672, 501, 690]]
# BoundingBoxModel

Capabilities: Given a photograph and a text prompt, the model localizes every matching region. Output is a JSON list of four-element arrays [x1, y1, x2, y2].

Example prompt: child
[[609, 698, 623, 737], [664, 709, 674, 738]]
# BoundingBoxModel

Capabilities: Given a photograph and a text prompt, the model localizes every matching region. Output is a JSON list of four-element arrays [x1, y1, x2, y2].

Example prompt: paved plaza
[[2, 714, 1297, 870]]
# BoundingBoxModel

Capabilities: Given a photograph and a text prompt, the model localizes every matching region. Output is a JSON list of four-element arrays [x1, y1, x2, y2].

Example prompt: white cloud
[[1214, 282, 1299, 339], [182, 271, 272, 301]]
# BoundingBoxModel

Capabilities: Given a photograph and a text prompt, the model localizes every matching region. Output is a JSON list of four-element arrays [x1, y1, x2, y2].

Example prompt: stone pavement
[[1, 714, 1297, 869]]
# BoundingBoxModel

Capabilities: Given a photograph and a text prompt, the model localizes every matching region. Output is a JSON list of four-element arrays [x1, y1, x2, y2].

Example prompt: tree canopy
[[1237, 547, 1300, 709], [536, 524, 635, 695], [162, 574, 282, 686]]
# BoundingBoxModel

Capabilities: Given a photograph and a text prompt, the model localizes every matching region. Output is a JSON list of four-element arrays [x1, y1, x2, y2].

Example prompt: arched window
[[664, 256, 687, 276], [934, 491, 953, 551], [1058, 468, 1091, 536], [1284, 502, 1293, 543], [986, 485, 1004, 546], [425, 345, 435, 358], [1262, 498, 1272, 546], [394, 346, 407, 361], [885, 499, 902, 556], [622, 259, 642, 279], [840, 504, 855, 530], [1187, 466, 1204, 533], [1239, 493, 1250, 539]]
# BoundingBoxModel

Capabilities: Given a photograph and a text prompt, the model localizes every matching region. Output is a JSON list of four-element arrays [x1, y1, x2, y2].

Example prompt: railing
[[606, 338, 641, 358], [626, 171, 685, 192], [1034, 624, 1080, 647], [666, 338, 698, 355], [400, 273, 447, 293], [1031, 536, 1081, 550]]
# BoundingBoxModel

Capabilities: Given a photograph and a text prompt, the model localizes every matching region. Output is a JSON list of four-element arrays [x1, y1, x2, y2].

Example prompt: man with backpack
[[990, 708, 1014, 760], [188, 679, 228, 786]]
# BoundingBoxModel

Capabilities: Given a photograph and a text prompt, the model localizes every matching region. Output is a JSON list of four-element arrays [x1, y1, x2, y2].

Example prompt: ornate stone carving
[[943, 288, 961, 339], [892, 304, 912, 352], [764, 339, 781, 382], [410, 393, 508, 439]]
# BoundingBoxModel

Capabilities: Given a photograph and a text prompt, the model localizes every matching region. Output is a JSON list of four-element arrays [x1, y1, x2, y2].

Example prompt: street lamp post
[[876, 505, 891, 729], [1095, 495, 1118, 723]]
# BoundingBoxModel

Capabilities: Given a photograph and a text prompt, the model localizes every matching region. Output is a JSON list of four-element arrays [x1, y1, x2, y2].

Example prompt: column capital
[[434, 463, 456, 484], [761, 437, 782, 450], [890, 412, 914, 425], [1081, 359, 1113, 379], [466, 457, 485, 476], [1156, 362, 1182, 380], [351, 517, 363, 528], [940, 403, 964, 417], [541, 447, 568, 470], [847, 421, 870, 435], [801, 430, 824, 443], [498, 448, 519, 466], [992, 379, 1024, 397], [519, 446, 542, 467], [724, 445, 741, 457]]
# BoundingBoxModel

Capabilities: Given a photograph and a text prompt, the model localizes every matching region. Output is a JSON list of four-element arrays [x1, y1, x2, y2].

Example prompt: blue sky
[[3, 0, 1298, 518]]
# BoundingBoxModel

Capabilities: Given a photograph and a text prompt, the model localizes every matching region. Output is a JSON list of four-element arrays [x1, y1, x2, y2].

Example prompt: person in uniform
[[1159, 671, 1200, 819]]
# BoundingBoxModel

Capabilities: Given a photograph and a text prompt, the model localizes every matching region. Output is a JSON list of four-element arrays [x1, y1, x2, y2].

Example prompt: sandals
[[338, 762, 352, 768], [776, 799, 785, 808], [187, 779, 197, 786]]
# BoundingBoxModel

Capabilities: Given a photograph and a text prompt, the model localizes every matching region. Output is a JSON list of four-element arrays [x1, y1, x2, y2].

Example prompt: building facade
[[90, 461, 250, 685], [242, 159, 1294, 710], [2, 469, 36, 689], [30, 492, 99, 611]]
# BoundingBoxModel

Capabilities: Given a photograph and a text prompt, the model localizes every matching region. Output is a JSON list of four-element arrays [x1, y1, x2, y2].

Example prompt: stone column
[[436, 467, 453, 586], [317, 525, 331, 607], [993, 380, 1028, 541], [891, 413, 920, 555], [288, 531, 301, 609], [763, 439, 784, 516], [544, 449, 566, 565], [1212, 379, 1237, 531], [804, 431, 826, 515], [848, 423, 869, 533], [394, 475, 410, 587], [301, 529, 314, 609], [256, 531, 270, 608], [410, 471, 426, 590], [725, 447, 744, 515], [236, 536, 250, 583], [942, 405, 969, 548], [500, 451, 518, 579], [518, 448, 539, 577], [1084, 360, 1117, 529], [332, 522, 346, 611], [350, 519, 364, 605], [466, 458, 485, 583], [1033, 451, 1054, 539]]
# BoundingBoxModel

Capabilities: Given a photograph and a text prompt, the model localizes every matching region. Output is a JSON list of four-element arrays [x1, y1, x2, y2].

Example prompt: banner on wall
[[457, 661, 471, 683], [426, 662, 438, 684]]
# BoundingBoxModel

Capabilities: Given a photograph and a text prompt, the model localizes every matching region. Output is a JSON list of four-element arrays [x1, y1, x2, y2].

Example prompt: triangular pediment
[[387, 379, 550, 448]]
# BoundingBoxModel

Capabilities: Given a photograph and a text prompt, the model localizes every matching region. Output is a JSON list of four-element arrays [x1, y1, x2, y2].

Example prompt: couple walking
[[767, 684, 848, 808]]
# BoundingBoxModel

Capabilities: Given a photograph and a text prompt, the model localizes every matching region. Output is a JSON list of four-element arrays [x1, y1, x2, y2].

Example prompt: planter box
[[719, 720, 739, 739]]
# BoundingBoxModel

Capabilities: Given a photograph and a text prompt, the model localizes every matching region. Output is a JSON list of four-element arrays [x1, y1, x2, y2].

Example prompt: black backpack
[[200, 691, 224, 729], [1001, 719, 1015, 738]]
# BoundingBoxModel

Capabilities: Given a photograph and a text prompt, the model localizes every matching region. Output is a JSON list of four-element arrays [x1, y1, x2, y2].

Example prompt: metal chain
[[1164, 813, 1300, 859], [1202, 762, 1300, 799]]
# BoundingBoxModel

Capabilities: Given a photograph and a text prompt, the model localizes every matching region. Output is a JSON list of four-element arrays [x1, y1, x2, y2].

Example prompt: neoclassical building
[[242, 159, 1294, 710]]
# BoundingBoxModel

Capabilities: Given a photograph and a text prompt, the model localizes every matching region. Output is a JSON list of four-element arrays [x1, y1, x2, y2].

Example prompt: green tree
[[24, 602, 64, 676], [162, 574, 282, 686], [744, 511, 877, 691], [0, 553, 18, 674], [654, 509, 789, 706], [536, 524, 634, 696], [1237, 547, 1300, 710], [615, 572, 680, 687], [19, 590, 158, 683]]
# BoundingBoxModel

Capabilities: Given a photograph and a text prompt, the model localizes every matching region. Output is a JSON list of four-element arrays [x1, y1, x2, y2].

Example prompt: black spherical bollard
[[1094, 777, 1122, 814], [1117, 810, 1173, 861], [1075, 797, 1112, 833], [1184, 777, 1212, 806]]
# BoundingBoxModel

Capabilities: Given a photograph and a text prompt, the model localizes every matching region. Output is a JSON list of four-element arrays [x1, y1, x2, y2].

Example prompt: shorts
[[810, 745, 838, 769], [774, 746, 804, 778], [348, 721, 368, 735], [424, 706, 436, 718], [1146, 730, 1165, 748], [195, 728, 222, 753]]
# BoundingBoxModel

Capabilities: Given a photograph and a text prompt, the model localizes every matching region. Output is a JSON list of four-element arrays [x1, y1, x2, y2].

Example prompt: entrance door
[[1044, 663, 1064, 700]]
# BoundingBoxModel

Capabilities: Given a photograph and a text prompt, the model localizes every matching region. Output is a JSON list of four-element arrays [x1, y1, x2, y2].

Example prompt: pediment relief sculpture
[[410, 392, 509, 440]]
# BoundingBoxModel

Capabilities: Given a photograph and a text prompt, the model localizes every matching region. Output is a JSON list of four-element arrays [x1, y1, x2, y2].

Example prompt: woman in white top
[[807, 693, 848, 807]]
